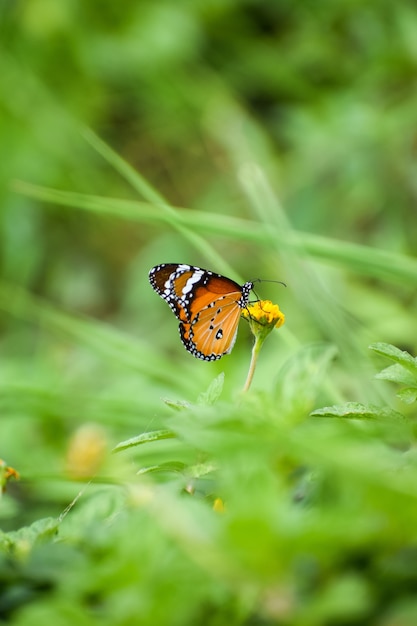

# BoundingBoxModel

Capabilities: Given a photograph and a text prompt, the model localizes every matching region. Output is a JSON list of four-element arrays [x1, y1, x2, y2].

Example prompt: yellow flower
[[66, 424, 108, 479], [0, 459, 20, 494], [241, 300, 285, 329], [241, 300, 285, 392], [213, 497, 225, 513]]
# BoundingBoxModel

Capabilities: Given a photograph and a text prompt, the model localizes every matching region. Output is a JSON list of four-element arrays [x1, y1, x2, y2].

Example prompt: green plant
[[2, 3, 417, 622], [1, 333, 417, 625], [1, 111, 417, 621]]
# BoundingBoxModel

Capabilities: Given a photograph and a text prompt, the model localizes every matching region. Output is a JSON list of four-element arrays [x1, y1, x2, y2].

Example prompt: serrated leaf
[[371, 345, 417, 404], [163, 398, 191, 411], [187, 462, 218, 478], [112, 429, 176, 453], [0, 518, 58, 553], [198, 373, 225, 406], [311, 402, 405, 421], [396, 388, 417, 404], [276, 343, 338, 420], [137, 462, 187, 475], [137, 461, 217, 479], [370, 343, 417, 374], [375, 363, 417, 386]]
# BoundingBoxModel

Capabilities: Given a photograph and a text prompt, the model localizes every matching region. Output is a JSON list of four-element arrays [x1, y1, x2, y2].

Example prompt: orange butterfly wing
[[149, 264, 253, 360], [180, 295, 243, 360]]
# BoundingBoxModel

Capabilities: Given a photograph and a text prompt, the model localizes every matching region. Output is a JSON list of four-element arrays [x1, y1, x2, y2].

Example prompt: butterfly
[[149, 263, 253, 361]]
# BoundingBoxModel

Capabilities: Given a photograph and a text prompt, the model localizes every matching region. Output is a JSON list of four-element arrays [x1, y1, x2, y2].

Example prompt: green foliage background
[[1, 1, 417, 624]]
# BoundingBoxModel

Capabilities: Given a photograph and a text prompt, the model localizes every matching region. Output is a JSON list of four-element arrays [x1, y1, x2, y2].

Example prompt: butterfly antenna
[[252, 278, 287, 288]]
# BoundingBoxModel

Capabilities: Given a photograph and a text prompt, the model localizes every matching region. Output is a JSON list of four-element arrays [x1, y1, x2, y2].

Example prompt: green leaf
[[371, 344, 417, 404], [137, 461, 187, 475], [311, 402, 405, 421], [163, 398, 191, 411], [276, 343, 338, 421], [137, 461, 217, 479], [187, 462, 217, 479], [0, 518, 59, 554], [112, 429, 176, 453], [396, 388, 417, 404], [370, 343, 417, 375], [197, 373, 225, 406], [375, 363, 417, 386]]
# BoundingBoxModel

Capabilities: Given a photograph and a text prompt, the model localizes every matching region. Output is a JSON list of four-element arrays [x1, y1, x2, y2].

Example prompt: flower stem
[[243, 335, 263, 392]]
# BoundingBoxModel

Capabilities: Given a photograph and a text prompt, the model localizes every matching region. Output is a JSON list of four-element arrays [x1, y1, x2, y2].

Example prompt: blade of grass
[[81, 128, 240, 283], [0, 282, 192, 391], [82, 127, 167, 206], [202, 95, 416, 400], [14, 179, 417, 286], [0, 382, 167, 427]]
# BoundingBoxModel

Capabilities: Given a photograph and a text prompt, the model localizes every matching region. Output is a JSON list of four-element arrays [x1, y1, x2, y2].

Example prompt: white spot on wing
[[181, 270, 204, 298]]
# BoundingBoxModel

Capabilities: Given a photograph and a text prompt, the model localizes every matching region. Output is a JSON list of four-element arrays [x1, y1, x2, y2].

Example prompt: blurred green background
[[2, 1, 417, 624], [0, 0, 417, 520]]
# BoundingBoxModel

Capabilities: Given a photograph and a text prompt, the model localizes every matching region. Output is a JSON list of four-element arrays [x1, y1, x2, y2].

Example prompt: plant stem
[[243, 336, 262, 392]]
